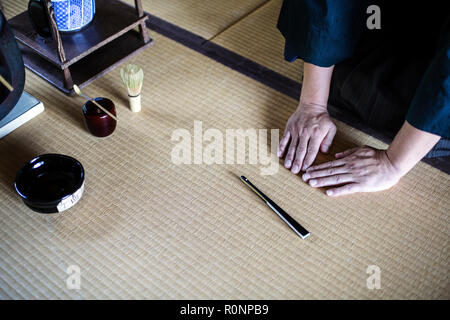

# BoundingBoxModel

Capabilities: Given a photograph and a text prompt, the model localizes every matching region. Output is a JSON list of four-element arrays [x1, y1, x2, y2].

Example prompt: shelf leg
[[63, 67, 74, 91], [42, 0, 67, 62], [135, 0, 150, 43]]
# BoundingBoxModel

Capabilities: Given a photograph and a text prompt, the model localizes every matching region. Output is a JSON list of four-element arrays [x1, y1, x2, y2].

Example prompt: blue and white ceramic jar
[[51, 0, 96, 32]]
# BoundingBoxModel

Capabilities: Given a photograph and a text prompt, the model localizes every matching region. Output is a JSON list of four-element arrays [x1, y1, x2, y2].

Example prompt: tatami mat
[[123, 0, 269, 40], [1, 0, 25, 19], [2, 0, 301, 82], [1, 0, 449, 300], [212, 0, 303, 82], [2, 0, 269, 41]]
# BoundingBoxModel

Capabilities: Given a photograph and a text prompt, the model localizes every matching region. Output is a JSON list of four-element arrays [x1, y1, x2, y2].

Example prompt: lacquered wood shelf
[[8, 0, 152, 94], [18, 30, 152, 94]]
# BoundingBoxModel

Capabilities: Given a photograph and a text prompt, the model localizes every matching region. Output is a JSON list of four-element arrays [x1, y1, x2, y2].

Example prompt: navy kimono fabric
[[277, 0, 450, 140], [277, 0, 368, 67]]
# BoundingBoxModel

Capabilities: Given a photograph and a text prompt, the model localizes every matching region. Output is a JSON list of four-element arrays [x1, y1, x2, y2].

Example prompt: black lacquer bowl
[[15, 154, 85, 213]]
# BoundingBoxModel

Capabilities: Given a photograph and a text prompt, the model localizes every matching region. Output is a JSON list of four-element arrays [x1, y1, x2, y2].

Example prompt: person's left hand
[[301, 146, 402, 197]]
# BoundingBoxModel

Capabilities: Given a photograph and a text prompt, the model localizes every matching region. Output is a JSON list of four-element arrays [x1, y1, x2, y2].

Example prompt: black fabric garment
[[327, 4, 450, 158]]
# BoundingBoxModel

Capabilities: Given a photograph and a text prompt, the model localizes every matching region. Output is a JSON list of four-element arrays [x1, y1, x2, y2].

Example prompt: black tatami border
[[144, 12, 450, 174]]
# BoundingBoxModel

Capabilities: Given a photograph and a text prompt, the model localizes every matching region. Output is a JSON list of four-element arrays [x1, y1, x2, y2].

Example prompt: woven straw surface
[[212, 0, 303, 82], [123, 0, 269, 40], [3, 0, 268, 40], [1, 1, 449, 300]]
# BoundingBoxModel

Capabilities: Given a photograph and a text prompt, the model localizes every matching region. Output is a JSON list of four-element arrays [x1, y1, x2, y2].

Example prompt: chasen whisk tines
[[120, 64, 144, 112]]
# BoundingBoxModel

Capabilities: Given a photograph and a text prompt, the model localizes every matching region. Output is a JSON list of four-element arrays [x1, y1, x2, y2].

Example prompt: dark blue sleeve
[[277, 0, 368, 67], [406, 27, 450, 139]]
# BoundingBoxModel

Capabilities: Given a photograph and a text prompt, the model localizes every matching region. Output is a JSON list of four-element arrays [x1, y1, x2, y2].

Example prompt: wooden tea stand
[[7, 0, 153, 94]]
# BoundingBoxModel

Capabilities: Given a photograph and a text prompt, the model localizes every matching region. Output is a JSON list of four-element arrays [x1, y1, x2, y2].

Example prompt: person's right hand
[[277, 103, 337, 174]]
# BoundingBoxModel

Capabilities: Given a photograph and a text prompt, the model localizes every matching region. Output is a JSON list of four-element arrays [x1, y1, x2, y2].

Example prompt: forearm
[[386, 121, 441, 176], [298, 63, 334, 108]]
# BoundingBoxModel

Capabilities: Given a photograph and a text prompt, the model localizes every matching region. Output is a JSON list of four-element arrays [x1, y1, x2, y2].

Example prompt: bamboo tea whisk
[[120, 64, 144, 112]]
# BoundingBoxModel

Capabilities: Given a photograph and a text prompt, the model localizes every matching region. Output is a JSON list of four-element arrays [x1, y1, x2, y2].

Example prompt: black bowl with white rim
[[14, 154, 85, 213]]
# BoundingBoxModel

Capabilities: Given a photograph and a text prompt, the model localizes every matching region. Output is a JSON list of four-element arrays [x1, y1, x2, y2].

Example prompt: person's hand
[[278, 103, 337, 174], [301, 146, 403, 197]]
